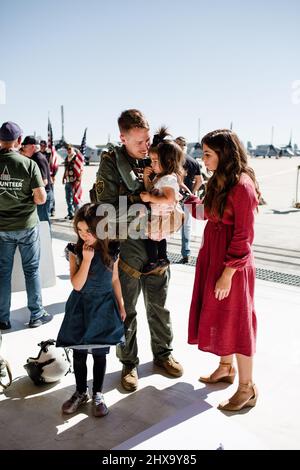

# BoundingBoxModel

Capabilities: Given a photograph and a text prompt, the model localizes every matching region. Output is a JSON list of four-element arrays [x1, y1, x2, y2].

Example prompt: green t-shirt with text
[[0, 150, 44, 231]]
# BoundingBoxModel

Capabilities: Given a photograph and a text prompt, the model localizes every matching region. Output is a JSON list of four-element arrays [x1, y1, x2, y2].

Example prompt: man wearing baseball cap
[[0, 121, 53, 329], [40, 140, 56, 217], [22, 135, 52, 225]]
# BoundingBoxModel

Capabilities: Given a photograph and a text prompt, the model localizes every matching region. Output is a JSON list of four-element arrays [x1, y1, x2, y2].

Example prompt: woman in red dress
[[188, 129, 260, 411]]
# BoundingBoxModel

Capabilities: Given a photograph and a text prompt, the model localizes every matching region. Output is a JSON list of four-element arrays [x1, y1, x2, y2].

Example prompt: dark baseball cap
[[40, 140, 47, 146], [22, 135, 38, 146], [0, 121, 23, 141]]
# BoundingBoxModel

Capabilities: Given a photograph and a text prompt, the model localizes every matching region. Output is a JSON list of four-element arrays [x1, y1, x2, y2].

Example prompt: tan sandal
[[199, 361, 236, 384], [218, 382, 258, 411]]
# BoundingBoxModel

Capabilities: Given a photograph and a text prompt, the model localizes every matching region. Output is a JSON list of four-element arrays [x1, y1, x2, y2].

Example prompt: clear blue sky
[[1, 0, 300, 147]]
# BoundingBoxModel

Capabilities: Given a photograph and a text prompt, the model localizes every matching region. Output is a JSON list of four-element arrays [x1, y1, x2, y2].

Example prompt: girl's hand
[[82, 243, 95, 262], [214, 274, 232, 301], [140, 191, 151, 202], [119, 309, 126, 321], [143, 166, 153, 178]]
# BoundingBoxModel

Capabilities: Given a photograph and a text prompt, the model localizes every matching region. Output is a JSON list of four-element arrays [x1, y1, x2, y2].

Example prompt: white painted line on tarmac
[[258, 168, 297, 180]]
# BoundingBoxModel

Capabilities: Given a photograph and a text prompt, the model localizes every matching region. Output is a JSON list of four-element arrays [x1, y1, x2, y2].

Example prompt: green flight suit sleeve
[[95, 152, 119, 205]]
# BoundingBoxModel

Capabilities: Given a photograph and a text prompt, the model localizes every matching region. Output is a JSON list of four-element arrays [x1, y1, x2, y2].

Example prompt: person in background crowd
[[62, 144, 83, 220], [175, 136, 202, 264], [40, 140, 57, 217], [0, 121, 52, 329], [22, 136, 51, 226]]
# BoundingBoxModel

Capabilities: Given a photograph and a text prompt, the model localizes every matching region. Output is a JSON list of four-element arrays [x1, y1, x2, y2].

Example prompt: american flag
[[72, 128, 87, 205], [47, 118, 59, 175], [80, 127, 87, 164], [73, 148, 84, 205]]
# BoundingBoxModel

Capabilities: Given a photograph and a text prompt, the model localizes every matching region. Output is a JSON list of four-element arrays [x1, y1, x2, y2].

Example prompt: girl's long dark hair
[[202, 129, 260, 218], [150, 126, 184, 182], [73, 203, 113, 268]]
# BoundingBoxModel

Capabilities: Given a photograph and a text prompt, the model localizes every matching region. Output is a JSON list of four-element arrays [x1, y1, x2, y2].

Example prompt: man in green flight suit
[[95, 109, 183, 391]]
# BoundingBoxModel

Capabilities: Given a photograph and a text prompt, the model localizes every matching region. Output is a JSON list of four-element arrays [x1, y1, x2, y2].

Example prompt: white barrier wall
[[11, 221, 56, 292]]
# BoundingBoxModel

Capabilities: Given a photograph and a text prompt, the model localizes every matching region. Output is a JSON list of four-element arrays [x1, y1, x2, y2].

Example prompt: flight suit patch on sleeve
[[96, 180, 104, 196]]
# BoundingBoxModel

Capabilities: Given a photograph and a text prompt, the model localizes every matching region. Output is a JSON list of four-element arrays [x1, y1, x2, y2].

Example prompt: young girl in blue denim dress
[[56, 203, 126, 417]]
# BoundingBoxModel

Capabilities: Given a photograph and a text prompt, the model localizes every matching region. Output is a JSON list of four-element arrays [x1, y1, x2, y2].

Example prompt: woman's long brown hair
[[202, 129, 260, 218], [73, 203, 113, 268]]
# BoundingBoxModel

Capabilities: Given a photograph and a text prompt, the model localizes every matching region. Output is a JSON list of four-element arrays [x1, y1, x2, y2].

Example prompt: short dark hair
[[22, 135, 38, 146], [118, 109, 149, 133]]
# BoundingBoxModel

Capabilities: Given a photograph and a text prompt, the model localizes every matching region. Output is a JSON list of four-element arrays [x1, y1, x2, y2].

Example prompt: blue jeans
[[0, 226, 44, 323], [49, 185, 55, 213], [65, 182, 77, 217], [181, 204, 192, 257], [37, 191, 51, 226]]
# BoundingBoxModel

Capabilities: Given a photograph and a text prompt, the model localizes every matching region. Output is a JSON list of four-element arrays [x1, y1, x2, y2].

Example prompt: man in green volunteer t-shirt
[[0, 121, 53, 329]]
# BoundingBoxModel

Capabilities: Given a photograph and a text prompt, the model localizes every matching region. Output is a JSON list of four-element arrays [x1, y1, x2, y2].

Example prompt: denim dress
[[56, 244, 124, 354]]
